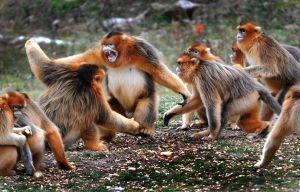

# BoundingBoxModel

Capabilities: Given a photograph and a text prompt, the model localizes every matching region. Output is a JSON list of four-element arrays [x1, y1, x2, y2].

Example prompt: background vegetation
[[0, 0, 299, 191]]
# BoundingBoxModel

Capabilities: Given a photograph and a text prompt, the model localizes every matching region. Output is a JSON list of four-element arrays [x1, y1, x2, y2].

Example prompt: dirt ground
[[1, 123, 300, 192]]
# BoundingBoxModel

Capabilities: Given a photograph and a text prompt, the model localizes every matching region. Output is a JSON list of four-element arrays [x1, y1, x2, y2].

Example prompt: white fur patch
[[245, 54, 257, 66], [107, 66, 146, 111], [230, 92, 259, 116]]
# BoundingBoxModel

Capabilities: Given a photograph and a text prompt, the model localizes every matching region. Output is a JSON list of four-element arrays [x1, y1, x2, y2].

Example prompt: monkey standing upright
[[164, 53, 281, 140], [51, 32, 191, 136], [255, 85, 300, 169], [25, 39, 141, 151], [236, 22, 300, 121]]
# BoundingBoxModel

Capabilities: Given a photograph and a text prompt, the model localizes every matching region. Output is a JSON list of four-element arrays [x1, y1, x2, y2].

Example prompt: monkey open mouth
[[102, 44, 118, 63]]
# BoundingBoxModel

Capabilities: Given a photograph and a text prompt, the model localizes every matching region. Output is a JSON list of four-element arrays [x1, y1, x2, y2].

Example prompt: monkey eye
[[231, 47, 235, 52], [189, 49, 199, 55], [177, 61, 181, 65], [104, 43, 114, 47], [13, 105, 23, 111], [239, 28, 246, 33]]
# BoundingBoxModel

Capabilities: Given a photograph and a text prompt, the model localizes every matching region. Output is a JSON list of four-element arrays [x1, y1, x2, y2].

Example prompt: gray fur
[[18, 143, 36, 175], [281, 44, 300, 62], [133, 36, 160, 65], [256, 35, 300, 82], [193, 54, 281, 115], [37, 64, 106, 139]]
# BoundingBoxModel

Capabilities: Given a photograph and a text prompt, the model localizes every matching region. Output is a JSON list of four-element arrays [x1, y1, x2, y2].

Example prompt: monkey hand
[[14, 126, 32, 137], [177, 93, 188, 106], [163, 112, 176, 126], [23, 126, 32, 137]]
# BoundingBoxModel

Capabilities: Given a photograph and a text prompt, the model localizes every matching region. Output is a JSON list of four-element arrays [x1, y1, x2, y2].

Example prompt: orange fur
[[187, 43, 225, 64], [255, 85, 300, 169], [230, 41, 246, 67], [236, 22, 300, 121]]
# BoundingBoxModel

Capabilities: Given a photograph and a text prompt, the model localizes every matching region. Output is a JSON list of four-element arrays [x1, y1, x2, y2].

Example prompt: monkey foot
[[139, 127, 155, 137], [202, 134, 218, 141], [33, 171, 43, 178], [228, 123, 240, 130], [84, 142, 108, 152], [58, 161, 76, 170], [100, 132, 117, 143], [177, 125, 190, 131], [191, 129, 210, 139], [253, 161, 264, 170]]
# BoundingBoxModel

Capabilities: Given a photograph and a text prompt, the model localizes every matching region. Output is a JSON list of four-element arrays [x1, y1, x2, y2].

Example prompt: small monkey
[[0, 93, 34, 176], [236, 22, 300, 109], [2, 87, 74, 171], [164, 53, 281, 140], [0, 96, 24, 176], [254, 85, 300, 169], [0, 96, 26, 147]]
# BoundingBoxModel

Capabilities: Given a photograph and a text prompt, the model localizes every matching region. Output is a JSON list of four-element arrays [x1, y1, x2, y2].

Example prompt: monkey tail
[[25, 39, 53, 82], [258, 88, 281, 115], [25, 39, 52, 66]]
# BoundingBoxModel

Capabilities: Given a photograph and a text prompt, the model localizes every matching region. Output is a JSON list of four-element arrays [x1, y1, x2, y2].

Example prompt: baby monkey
[[0, 93, 37, 177], [164, 53, 281, 140]]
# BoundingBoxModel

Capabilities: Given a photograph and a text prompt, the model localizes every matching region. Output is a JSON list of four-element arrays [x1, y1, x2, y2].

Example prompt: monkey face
[[100, 31, 134, 68], [236, 22, 262, 42], [176, 53, 199, 83], [187, 43, 209, 58], [2, 90, 26, 120]]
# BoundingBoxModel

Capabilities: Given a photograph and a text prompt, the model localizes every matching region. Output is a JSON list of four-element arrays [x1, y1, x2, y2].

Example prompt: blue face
[[102, 43, 118, 63], [236, 28, 246, 41]]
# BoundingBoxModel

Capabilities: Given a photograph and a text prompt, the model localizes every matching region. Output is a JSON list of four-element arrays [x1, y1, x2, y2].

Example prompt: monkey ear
[[21, 92, 30, 99], [254, 26, 262, 32], [205, 48, 211, 54]]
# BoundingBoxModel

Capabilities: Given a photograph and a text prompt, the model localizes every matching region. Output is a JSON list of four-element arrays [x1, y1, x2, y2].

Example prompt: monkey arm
[[96, 110, 140, 135], [136, 62, 191, 99], [244, 66, 274, 78], [54, 48, 103, 65], [0, 133, 26, 147], [25, 40, 95, 87], [163, 96, 203, 126], [13, 126, 32, 137]]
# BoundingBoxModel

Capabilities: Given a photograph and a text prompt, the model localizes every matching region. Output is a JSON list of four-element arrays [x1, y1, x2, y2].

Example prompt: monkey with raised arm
[[50, 32, 191, 136], [164, 53, 281, 140]]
